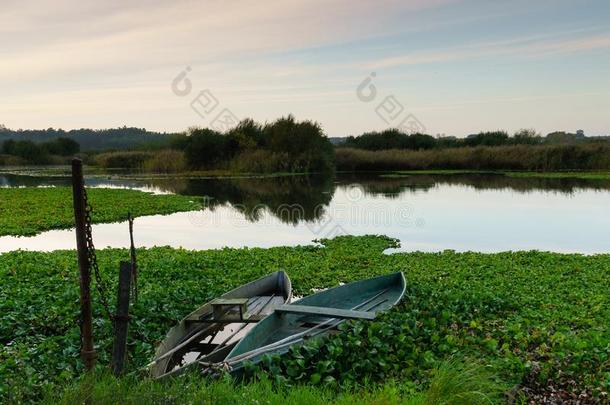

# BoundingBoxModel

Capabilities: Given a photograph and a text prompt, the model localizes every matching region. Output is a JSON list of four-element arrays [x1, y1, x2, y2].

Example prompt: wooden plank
[[275, 305, 376, 320], [211, 298, 249, 305]]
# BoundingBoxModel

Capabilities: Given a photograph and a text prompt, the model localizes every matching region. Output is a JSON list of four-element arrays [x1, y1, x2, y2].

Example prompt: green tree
[[264, 115, 334, 173], [2, 139, 16, 154], [183, 128, 228, 169], [43, 137, 80, 155], [513, 129, 541, 145]]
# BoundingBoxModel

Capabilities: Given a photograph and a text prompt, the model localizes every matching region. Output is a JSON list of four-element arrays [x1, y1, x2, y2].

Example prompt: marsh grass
[[141, 150, 187, 173], [49, 360, 502, 405], [336, 144, 610, 172]]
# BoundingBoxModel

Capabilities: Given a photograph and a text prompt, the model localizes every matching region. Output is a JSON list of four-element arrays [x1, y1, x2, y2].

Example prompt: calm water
[[1, 169, 610, 253]]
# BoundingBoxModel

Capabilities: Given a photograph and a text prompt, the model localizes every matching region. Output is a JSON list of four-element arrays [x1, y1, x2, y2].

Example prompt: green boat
[[224, 272, 406, 373], [149, 271, 292, 379]]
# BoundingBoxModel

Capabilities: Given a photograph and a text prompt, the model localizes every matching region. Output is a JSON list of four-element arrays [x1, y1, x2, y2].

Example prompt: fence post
[[71, 158, 96, 371], [111, 261, 132, 376]]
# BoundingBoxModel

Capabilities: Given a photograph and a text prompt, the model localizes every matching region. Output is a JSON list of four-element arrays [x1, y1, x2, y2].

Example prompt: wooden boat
[[149, 271, 292, 378], [224, 272, 405, 373]]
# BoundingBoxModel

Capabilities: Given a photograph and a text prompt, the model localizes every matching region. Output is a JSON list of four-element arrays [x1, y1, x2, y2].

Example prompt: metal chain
[[83, 187, 115, 322]]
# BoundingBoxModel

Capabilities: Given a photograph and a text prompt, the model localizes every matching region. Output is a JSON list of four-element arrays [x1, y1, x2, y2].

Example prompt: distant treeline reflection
[[140, 173, 610, 224], [1, 171, 608, 225]]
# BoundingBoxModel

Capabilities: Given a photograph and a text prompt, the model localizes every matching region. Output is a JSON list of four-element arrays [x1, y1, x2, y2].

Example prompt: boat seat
[[275, 305, 376, 320], [211, 298, 249, 321]]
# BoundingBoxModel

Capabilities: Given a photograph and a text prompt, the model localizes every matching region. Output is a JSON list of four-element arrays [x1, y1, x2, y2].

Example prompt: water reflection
[[338, 172, 610, 197], [1, 169, 610, 254], [157, 176, 334, 224]]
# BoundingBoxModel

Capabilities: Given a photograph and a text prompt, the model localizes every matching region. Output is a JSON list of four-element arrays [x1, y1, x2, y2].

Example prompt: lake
[[1, 168, 610, 253]]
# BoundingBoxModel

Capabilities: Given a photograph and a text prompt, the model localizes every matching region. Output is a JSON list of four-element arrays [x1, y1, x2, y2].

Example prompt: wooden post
[[72, 158, 96, 371], [111, 261, 132, 376]]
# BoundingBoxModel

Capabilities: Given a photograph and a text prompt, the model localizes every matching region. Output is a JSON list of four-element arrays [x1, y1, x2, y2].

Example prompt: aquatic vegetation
[[0, 187, 202, 236], [1, 235, 609, 402]]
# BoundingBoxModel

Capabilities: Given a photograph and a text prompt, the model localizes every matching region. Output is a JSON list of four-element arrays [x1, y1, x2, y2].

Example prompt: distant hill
[[0, 126, 178, 151]]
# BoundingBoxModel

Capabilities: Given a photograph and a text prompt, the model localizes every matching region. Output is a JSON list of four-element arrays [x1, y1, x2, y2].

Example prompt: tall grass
[[0, 154, 26, 166], [95, 150, 187, 173], [95, 151, 154, 169], [141, 150, 187, 173], [48, 360, 503, 405], [336, 144, 610, 172]]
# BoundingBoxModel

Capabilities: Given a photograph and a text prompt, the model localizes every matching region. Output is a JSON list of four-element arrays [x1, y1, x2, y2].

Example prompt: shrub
[[1, 139, 50, 164], [183, 128, 231, 169], [0, 154, 26, 166], [43, 137, 80, 156], [95, 151, 154, 169], [141, 150, 187, 173], [183, 117, 335, 173], [230, 150, 291, 173]]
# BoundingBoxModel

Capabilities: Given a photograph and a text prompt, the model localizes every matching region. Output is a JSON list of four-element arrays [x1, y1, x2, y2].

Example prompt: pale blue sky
[[1, 0, 609, 136]]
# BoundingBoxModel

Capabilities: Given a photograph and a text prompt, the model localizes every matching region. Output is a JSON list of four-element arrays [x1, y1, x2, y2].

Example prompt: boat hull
[[150, 271, 291, 378], [225, 272, 405, 372]]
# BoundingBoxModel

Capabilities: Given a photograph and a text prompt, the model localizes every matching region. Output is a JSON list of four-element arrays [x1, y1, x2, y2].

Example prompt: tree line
[[168, 116, 334, 173], [1, 138, 80, 164], [0, 126, 174, 151], [342, 128, 610, 151]]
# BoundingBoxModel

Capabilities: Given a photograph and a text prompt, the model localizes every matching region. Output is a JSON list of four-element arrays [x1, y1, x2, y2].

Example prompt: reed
[[335, 144, 610, 172]]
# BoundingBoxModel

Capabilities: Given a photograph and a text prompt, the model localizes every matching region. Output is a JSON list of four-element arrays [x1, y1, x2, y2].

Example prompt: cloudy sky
[[1, 0, 609, 136]]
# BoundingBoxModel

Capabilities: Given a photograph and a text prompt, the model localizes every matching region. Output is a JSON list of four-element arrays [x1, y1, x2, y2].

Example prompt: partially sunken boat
[[224, 272, 405, 373], [150, 271, 292, 378]]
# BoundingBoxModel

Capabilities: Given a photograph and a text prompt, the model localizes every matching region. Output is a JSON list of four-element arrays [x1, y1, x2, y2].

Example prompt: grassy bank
[[51, 360, 502, 404], [336, 144, 610, 172], [1, 236, 609, 403], [0, 187, 201, 236], [383, 170, 610, 180]]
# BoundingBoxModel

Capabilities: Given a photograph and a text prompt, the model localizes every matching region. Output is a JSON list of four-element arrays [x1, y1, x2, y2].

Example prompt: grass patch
[[382, 169, 610, 180], [504, 171, 610, 180], [382, 170, 495, 177], [1, 235, 609, 402], [0, 187, 202, 236], [49, 360, 502, 404]]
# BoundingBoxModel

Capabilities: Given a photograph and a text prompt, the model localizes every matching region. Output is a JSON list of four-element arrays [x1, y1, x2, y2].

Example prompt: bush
[[0, 154, 26, 166], [141, 150, 187, 173], [183, 116, 335, 173], [183, 128, 231, 169], [43, 137, 80, 156], [95, 151, 154, 169], [230, 150, 291, 173]]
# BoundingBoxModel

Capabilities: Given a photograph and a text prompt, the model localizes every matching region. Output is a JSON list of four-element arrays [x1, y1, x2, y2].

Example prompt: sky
[[1, 0, 609, 137]]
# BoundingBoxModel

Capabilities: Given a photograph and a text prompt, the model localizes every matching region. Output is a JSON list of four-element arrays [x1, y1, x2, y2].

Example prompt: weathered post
[[71, 158, 96, 371], [111, 261, 132, 376]]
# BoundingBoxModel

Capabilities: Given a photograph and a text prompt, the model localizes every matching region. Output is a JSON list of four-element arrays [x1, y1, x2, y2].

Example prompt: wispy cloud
[[368, 30, 610, 69], [1, 0, 609, 136]]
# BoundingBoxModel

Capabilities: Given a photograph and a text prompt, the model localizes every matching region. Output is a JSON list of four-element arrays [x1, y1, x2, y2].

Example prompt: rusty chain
[[83, 187, 115, 322]]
